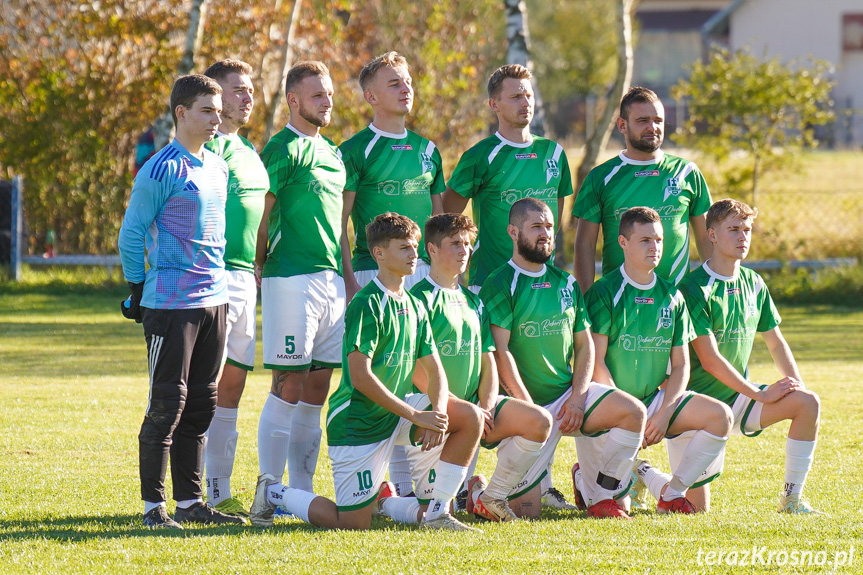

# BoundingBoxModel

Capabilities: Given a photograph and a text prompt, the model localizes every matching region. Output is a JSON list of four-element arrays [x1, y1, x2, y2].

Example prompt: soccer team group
[[117, 51, 822, 531]]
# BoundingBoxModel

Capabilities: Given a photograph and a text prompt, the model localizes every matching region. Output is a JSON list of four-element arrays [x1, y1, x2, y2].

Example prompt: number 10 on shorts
[[285, 335, 295, 354], [356, 470, 373, 490]]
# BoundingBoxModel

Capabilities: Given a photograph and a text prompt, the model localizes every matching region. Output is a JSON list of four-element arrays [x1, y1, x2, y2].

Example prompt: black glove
[[121, 281, 144, 323]]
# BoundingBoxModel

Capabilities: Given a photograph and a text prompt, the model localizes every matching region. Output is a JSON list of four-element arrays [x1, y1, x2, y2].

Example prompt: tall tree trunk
[[262, 0, 303, 143], [153, 0, 211, 151], [505, 0, 546, 137], [573, 0, 636, 212]]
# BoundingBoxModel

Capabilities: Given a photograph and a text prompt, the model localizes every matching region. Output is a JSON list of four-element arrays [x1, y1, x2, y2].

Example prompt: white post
[[11, 175, 22, 282]]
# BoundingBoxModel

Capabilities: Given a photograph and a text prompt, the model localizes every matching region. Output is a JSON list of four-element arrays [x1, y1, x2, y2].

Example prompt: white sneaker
[[250, 473, 278, 527], [628, 458, 650, 511], [474, 492, 520, 522], [777, 493, 826, 515], [542, 487, 577, 510], [422, 512, 483, 532]]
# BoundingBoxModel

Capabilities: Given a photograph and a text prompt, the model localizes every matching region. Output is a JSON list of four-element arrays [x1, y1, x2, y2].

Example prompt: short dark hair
[[424, 213, 477, 248], [618, 206, 661, 239], [285, 61, 330, 96], [509, 198, 552, 228], [487, 64, 532, 99], [619, 86, 661, 122], [170, 74, 222, 126], [367, 212, 421, 253], [204, 59, 253, 82], [359, 51, 409, 91], [706, 198, 758, 230]]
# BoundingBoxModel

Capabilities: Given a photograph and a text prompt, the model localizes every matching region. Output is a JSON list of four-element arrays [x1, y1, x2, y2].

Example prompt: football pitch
[[0, 283, 860, 574]]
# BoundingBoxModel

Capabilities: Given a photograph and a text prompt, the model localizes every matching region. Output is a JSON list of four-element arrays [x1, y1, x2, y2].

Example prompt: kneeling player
[[405, 213, 552, 522], [251, 213, 483, 531], [667, 199, 821, 514], [578, 207, 732, 514], [481, 198, 647, 520]]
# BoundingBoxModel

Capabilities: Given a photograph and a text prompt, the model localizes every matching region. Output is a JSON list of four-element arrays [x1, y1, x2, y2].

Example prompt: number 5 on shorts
[[285, 335, 295, 354]]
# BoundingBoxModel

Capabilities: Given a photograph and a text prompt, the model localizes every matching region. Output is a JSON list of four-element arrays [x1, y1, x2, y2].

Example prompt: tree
[[672, 49, 835, 205], [504, 0, 546, 136]]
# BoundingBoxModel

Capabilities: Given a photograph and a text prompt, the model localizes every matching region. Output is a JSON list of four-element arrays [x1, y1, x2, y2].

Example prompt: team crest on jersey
[[546, 159, 560, 182], [658, 306, 672, 329], [560, 288, 574, 311], [663, 177, 682, 201], [746, 299, 758, 318], [532, 282, 551, 289], [634, 297, 654, 304], [391, 144, 413, 151], [515, 153, 538, 160], [635, 170, 660, 177], [420, 152, 434, 173]]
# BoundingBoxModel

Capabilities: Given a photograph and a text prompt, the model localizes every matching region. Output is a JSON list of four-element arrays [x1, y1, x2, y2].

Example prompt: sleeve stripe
[[603, 160, 626, 186], [364, 133, 381, 160], [552, 143, 563, 162], [425, 141, 436, 156], [488, 140, 507, 165], [612, 279, 627, 307], [676, 161, 697, 181], [510, 270, 520, 297]]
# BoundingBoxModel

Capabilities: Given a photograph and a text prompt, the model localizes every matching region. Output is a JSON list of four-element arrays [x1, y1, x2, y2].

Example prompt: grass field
[[1, 275, 861, 574]]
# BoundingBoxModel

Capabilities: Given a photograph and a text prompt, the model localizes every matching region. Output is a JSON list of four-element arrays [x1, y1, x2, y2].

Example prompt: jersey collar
[[495, 132, 533, 148], [618, 150, 665, 166], [425, 275, 463, 295], [369, 123, 408, 140], [373, 277, 409, 301], [620, 264, 657, 291], [508, 259, 547, 277], [702, 260, 739, 282], [285, 123, 319, 139]]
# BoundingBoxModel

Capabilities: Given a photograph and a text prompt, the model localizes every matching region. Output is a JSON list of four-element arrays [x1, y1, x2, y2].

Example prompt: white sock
[[595, 428, 643, 500], [267, 483, 317, 523], [424, 461, 468, 521], [380, 496, 422, 524], [287, 401, 322, 492], [205, 406, 239, 504], [660, 484, 686, 502], [257, 394, 295, 482], [639, 463, 673, 501], [144, 501, 164, 514], [389, 445, 414, 496], [784, 438, 816, 496], [175, 498, 201, 509], [673, 430, 727, 488], [484, 436, 545, 500]]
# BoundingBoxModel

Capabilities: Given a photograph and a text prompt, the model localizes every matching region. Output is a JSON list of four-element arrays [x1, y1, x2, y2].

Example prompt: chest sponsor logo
[[518, 317, 572, 337], [619, 333, 672, 352], [726, 288, 741, 295], [634, 297, 654, 304], [384, 350, 414, 367], [532, 282, 551, 289], [715, 327, 756, 344], [658, 306, 673, 329], [396, 307, 410, 316], [515, 153, 538, 160], [615, 204, 685, 221], [546, 159, 560, 182], [391, 144, 413, 151], [663, 176, 682, 201], [634, 170, 660, 177], [309, 178, 341, 196], [378, 178, 430, 196], [501, 187, 556, 205], [438, 338, 480, 357]]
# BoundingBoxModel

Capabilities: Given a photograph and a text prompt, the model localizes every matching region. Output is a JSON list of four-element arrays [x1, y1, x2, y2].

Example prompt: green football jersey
[[572, 152, 712, 284], [260, 124, 345, 278], [586, 266, 695, 404], [340, 125, 445, 271], [679, 263, 781, 405], [480, 261, 589, 406], [410, 277, 495, 404], [205, 132, 269, 273], [448, 133, 574, 287], [326, 278, 436, 446]]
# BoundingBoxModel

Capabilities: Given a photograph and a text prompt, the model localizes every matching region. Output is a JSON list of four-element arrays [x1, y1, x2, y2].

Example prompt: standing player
[[573, 86, 713, 292], [666, 199, 821, 514], [480, 198, 647, 519], [201, 59, 269, 518], [118, 74, 244, 527], [339, 51, 445, 498], [579, 207, 731, 514], [255, 61, 345, 502], [443, 64, 574, 293], [407, 213, 552, 522], [251, 213, 484, 532], [340, 51, 445, 299]]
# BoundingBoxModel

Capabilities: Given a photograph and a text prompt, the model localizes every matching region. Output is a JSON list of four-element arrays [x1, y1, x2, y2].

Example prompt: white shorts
[[354, 261, 430, 290], [329, 394, 441, 510], [223, 269, 257, 370], [512, 383, 615, 499], [261, 270, 345, 370], [666, 388, 765, 487]]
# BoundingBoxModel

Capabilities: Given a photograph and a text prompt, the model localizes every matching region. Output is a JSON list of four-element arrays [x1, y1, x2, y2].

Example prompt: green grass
[[2, 281, 862, 574]]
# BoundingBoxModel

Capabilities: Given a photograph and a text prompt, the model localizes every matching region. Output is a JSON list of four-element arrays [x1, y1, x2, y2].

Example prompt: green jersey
[[572, 152, 712, 284], [448, 133, 574, 287], [326, 278, 437, 446], [340, 125, 445, 271], [585, 266, 695, 405], [205, 132, 269, 273], [679, 263, 781, 405], [260, 124, 345, 278], [410, 277, 495, 404], [480, 261, 589, 406]]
